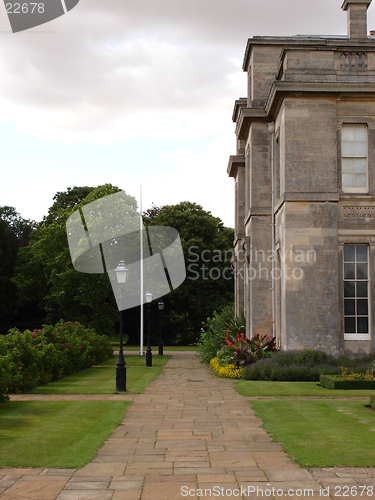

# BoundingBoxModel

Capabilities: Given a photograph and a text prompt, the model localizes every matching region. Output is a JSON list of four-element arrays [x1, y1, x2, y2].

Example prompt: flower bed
[[210, 357, 243, 379], [242, 350, 374, 381], [320, 368, 375, 390], [0, 320, 113, 402]]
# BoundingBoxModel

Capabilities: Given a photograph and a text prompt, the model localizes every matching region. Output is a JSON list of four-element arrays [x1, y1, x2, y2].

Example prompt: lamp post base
[[159, 342, 163, 356], [146, 347, 152, 367], [116, 351, 127, 392]]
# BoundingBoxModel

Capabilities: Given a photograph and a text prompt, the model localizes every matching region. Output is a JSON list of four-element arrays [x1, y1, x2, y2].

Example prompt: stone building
[[228, 0, 375, 355]]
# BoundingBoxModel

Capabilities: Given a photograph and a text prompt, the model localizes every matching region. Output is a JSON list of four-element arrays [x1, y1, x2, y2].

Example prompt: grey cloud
[[0, 0, 359, 142]]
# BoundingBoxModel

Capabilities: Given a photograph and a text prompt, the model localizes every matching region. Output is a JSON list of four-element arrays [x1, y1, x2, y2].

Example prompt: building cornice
[[235, 82, 375, 138], [235, 108, 268, 140], [227, 155, 245, 178], [232, 98, 247, 122], [266, 80, 375, 117], [242, 36, 375, 71]]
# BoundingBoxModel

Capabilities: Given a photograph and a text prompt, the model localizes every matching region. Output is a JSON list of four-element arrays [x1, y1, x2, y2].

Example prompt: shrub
[[217, 346, 234, 367], [0, 362, 9, 404], [320, 367, 375, 389], [242, 349, 374, 382], [210, 357, 243, 379], [224, 310, 246, 338], [225, 332, 277, 367], [320, 375, 375, 390], [196, 304, 236, 364], [0, 320, 113, 399]]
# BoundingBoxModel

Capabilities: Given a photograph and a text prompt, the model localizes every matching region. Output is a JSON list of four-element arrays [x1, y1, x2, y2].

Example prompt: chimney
[[342, 0, 372, 39]]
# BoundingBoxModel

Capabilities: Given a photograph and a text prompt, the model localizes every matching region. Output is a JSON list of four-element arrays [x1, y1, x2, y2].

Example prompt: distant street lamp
[[115, 261, 129, 392], [158, 301, 164, 355], [146, 290, 153, 367]]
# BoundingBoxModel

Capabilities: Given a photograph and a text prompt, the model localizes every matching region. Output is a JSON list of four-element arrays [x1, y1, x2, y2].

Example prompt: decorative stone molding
[[240, 236, 251, 257], [340, 52, 368, 71], [342, 206, 375, 219]]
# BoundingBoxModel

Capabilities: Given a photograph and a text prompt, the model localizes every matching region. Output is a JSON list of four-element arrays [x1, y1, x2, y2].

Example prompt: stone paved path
[[1, 352, 375, 500]]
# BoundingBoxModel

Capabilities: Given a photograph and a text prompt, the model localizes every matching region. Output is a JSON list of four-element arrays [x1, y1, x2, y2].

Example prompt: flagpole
[[140, 186, 144, 356]]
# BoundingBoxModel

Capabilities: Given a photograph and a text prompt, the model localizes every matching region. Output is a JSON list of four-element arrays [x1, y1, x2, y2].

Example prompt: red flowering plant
[[225, 332, 278, 367]]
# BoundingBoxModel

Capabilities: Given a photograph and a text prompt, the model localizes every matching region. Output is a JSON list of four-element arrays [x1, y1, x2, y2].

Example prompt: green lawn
[[235, 380, 375, 397], [0, 354, 171, 468], [251, 399, 375, 467], [30, 355, 170, 394], [0, 400, 129, 468], [110, 344, 197, 351], [235, 379, 375, 467]]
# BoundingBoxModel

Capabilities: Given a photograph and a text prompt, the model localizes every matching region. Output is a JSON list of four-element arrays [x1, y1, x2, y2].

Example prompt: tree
[[143, 203, 162, 220], [144, 201, 234, 344], [0, 220, 19, 325], [0, 206, 36, 247], [0, 207, 38, 332], [15, 184, 138, 335]]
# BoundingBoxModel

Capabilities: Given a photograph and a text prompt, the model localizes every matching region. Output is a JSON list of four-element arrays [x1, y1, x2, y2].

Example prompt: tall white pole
[[140, 186, 144, 356], [268, 123, 276, 340]]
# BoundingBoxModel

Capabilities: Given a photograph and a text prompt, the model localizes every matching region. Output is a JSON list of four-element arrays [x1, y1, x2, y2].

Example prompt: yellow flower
[[210, 357, 243, 379], [335, 367, 374, 381]]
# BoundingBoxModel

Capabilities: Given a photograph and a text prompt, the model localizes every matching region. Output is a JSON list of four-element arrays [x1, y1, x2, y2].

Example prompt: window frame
[[341, 124, 368, 194], [343, 243, 371, 341]]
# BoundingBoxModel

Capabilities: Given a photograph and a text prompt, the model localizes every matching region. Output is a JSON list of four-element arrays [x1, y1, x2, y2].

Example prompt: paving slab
[[2, 351, 375, 500], [0, 476, 69, 500]]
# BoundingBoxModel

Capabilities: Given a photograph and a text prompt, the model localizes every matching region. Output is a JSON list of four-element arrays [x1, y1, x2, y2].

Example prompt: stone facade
[[228, 0, 375, 355]]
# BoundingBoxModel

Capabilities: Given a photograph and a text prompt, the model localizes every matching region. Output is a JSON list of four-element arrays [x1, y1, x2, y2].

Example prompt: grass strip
[[109, 344, 197, 351], [97, 354, 170, 367], [30, 366, 164, 394], [235, 380, 375, 397], [29, 355, 169, 394], [0, 400, 130, 468], [251, 399, 375, 467]]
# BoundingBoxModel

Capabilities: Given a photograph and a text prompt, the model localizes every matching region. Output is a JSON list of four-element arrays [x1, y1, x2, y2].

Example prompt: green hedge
[[320, 375, 375, 390], [242, 349, 374, 382], [0, 320, 113, 402], [0, 363, 9, 404]]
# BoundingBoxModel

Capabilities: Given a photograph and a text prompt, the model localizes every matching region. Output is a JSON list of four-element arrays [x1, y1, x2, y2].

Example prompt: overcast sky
[[0, 0, 374, 227]]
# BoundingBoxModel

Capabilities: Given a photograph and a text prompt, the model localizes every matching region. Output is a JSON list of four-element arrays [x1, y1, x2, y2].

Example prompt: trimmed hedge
[[242, 349, 375, 382], [320, 375, 375, 390], [0, 363, 9, 404], [0, 320, 113, 401]]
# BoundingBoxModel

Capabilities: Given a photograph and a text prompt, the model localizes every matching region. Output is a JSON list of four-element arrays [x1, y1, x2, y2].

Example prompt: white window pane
[[354, 158, 367, 173], [343, 173, 354, 188], [342, 158, 354, 173], [354, 141, 367, 157], [342, 126, 354, 141], [355, 174, 367, 188], [354, 125, 366, 141], [342, 142, 354, 156]]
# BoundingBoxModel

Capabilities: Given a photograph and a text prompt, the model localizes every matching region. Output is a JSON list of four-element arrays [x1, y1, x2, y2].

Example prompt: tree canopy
[[144, 201, 234, 344], [14, 184, 137, 335], [5, 191, 234, 344], [0, 220, 19, 323], [0, 206, 36, 247], [0, 207, 37, 331]]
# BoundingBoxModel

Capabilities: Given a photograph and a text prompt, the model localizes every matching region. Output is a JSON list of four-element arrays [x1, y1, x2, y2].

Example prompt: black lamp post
[[146, 290, 153, 367], [115, 260, 129, 392], [158, 301, 164, 355]]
